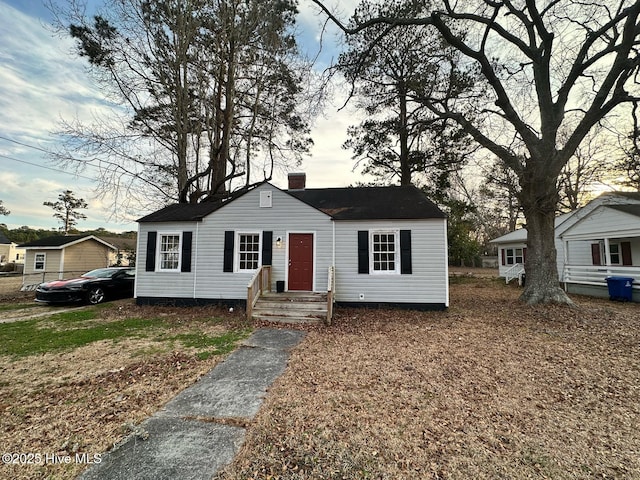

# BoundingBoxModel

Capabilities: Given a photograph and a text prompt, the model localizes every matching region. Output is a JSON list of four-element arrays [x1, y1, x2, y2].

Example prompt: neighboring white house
[[135, 175, 449, 312], [490, 191, 640, 301], [0, 231, 25, 267]]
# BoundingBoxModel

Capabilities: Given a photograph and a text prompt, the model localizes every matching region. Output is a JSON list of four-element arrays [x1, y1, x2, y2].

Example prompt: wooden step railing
[[326, 266, 335, 325], [246, 265, 271, 320]]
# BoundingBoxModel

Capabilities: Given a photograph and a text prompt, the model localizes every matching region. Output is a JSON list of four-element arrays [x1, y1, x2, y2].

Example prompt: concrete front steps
[[251, 292, 328, 324]]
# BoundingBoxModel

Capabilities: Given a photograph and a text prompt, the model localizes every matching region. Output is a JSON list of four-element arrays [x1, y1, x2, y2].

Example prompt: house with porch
[[135, 174, 449, 322], [490, 191, 640, 301]]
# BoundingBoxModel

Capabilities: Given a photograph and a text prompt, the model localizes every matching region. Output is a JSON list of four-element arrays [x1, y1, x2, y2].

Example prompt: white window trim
[[370, 230, 400, 275], [156, 232, 182, 272], [505, 247, 524, 265], [235, 232, 262, 273], [604, 242, 622, 265], [34, 252, 46, 271]]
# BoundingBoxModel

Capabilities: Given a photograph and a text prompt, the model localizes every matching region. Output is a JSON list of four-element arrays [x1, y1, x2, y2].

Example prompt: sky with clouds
[[0, 0, 363, 232]]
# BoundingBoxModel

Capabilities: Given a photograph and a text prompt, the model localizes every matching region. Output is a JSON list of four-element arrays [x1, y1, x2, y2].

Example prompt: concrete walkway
[[79, 328, 305, 480]]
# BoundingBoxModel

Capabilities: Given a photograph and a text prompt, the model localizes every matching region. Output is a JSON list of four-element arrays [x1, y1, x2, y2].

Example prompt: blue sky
[[0, 0, 362, 232]]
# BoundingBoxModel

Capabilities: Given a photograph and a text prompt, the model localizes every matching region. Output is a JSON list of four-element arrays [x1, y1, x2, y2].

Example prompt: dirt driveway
[[0, 303, 88, 323], [0, 276, 87, 322]]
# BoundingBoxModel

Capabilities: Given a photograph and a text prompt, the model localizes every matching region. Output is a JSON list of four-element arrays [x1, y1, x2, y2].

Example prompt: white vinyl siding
[[135, 184, 333, 300], [562, 206, 640, 240], [335, 219, 448, 305], [496, 243, 527, 278], [136, 224, 195, 298]]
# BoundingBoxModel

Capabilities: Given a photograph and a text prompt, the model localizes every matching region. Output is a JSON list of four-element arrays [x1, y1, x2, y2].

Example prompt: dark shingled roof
[[611, 191, 640, 201], [18, 235, 116, 249], [0, 232, 11, 244], [137, 186, 254, 223], [289, 186, 446, 220], [138, 184, 445, 223], [137, 201, 227, 223]]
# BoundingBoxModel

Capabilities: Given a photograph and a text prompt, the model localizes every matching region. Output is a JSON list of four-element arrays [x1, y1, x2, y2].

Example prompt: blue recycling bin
[[606, 276, 634, 302]]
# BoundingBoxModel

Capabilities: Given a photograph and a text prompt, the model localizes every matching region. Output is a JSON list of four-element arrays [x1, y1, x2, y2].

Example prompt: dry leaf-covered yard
[[218, 275, 640, 480], [0, 298, 250, 480], [0, 273, 639, 479]]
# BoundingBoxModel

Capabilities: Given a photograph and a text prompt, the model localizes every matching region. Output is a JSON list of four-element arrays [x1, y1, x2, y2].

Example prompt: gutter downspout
[[332, 220, 336, 301], [193, 223, 199, 299], [444, 219, 449, 307], [133, 227, 141, 300]]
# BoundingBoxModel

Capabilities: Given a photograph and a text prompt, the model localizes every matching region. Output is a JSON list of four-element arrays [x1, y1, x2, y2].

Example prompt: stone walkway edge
[[78, 328, 305, 480]]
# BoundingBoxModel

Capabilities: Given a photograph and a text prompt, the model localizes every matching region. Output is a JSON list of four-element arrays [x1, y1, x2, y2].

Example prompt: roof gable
[[491, 191, 640, 243], [607, 204, 640, 218], [561, 204, 640, 239], [138, 183, 446, 223]]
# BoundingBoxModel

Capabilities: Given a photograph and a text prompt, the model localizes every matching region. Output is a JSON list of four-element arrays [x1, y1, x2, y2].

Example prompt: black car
[[35, 267, 136, 305]]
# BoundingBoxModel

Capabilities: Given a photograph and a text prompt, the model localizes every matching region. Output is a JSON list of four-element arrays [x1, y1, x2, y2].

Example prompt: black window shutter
[[223, 231, 234, 272], [145, 231, 157, 272], [181, 231, 193, 272], [400, 230, 412, 274], [262, 231, 273, 266], [357, 231, 369, 274]]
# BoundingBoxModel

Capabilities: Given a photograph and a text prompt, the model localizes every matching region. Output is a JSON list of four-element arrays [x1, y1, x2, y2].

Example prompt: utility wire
[[0, 135, 98, 180], [0, 134, 175, 200], [0, 153, 96, 181]]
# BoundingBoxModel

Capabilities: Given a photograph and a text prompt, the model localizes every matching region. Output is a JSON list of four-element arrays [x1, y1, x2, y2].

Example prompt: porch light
[[276, 236, 282, 248]]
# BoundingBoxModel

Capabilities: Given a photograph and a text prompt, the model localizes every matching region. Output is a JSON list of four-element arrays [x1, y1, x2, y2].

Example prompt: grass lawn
[[216, 276, 640, 480], [0, 301, 250, 480]]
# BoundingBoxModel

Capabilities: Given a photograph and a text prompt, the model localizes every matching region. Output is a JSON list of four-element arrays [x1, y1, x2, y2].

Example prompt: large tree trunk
[[519, 176, 573, 305]]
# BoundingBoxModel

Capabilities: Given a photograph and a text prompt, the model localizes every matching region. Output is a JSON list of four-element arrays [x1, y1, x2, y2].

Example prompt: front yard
[[217, 276, 640, 479], [0, 301, 250, 480], [0, 274, 638, 479]]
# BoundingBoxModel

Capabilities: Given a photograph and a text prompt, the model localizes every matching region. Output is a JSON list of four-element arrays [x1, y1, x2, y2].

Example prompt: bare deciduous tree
[[49, 0, 312, 214], [312, 0, 640, 305]]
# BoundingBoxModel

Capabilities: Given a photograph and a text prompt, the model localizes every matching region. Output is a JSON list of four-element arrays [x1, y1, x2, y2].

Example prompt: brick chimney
[[288, 172, 306, 190]]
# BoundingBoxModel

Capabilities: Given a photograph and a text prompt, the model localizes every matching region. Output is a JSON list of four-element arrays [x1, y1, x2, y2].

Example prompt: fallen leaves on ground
[[217, 277, 640, 480], [1, 277, 639, 479], [0, 301, 248, 480]]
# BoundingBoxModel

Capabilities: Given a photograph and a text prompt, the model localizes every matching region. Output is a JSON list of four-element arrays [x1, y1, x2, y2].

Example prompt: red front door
[[288, 233, 314, 291]]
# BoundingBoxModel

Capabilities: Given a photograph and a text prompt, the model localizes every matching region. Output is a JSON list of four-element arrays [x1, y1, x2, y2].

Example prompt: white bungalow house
[[135, 174, 449, 320], [490, 191, 640, 301]]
